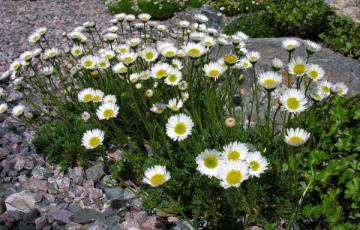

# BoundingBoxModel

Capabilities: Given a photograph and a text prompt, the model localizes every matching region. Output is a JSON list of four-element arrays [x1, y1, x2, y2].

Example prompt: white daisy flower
[[203, 62, 226, 80], [235, 58, 252, 70], [97, 58, 110, 70], [128, 38, 141, 47], [179, 20, 190, 28], [281, 39, 300, 51], [119, 52, 137, 65], [318, 80, 332, 96], [246, 151, 269, 177], [196, 149, 223, 177], [218, 37, 230, 46], [194, 13, 208, 23], [71, 45, 84, 57], [181, 91, 189, 101], [20, 51, 33, 62], [310, 92, 327, 102], [115, 13, 127, 22], [164, 68, 182, 86], [232, 31, 248, 43], [125, 14, 135, 22], [93, 90, 104, 103], [151, 62, 171, 79], [272, 58, 283, 70], [96, 103, 119, 120], [103, 95, 117, 104], [222, 142, 249, 162], [42, 66, 54, 76], [280, 88, 308, 113], [44, 48, 60, 59], [112, 62, 128, 74], [158, 44, 178, 59], [81, 129, 105, 149], [141, 47, 159, 62], [184, 42, 206, 58], [32, 48, 42, 57], [81, 111, 91, 122], [166, 113, 194, 141], [36, 27, 47, 36], [171, 59, 183, 70], [11, 104, 25, 117], [138, 13, 151, 22], [10, 60, 22, 72], [78, 88, 95, 103], [0, 71, 10, 80], [108, 26, 118, 33], [306, 64, 324, 81], [258, 71, 283, 90], [68, 31, 87, 43], [190, 31, 206, 42], [150, 103, 167, 114], [144, 89, 154, 98], [83, 21, 95, 28], [332, 82, 348, 96], [218, 161, 249, 189], [100, 49, 116, 60], [288, 57, 307, 76], [305, 40, 321, 54], [285, 128, 311, 147], [156, 25, 167, 32], [129, 73, 140, 83], [225, 117, 236, 128], [103, 33, 117, 42], [28, 32, 41, 43], [0, 103, 8, 114], [201, 36, 216, 48], [139, 70, 151, 80], [143, 165, 171, 187], [81, 55, 98, 70], [167, 98, 183, 112], [115, 44, 130, 54], [207, 28, 218, 36], [246, 51, 261, 63]]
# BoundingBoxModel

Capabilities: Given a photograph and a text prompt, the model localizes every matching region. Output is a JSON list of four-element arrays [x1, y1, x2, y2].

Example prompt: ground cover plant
[[0, 12, 358, 229]]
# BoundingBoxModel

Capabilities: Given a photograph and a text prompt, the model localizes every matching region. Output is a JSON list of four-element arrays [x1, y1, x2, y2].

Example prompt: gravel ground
[[0, 0, 113, 73]]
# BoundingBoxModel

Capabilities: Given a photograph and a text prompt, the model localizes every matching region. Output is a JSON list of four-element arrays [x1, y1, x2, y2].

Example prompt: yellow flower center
[[89, 137, 100, 147], [165, 50, 176, 57], [208, 69, 221, 78], [83, 94, 93, 102], [91, 70, 99, 77], [155, 69, 167, 78], [249, 160, 260, 171], [48, 52, 56, 57], [98, 62, 107, 68], [263, 79, 277, 88], [174, 122, 187, 135], [119, 48, 127, 53], [293, 64, 305, 75], [83, 60, 93, 68], [150, 174, 166, 186], [224, 54, 237, 64], [286, 97, 300, 110], [93, 95, 102, 102], [227, 151, 240, 161], [308, 70, 318, 79], [167, 74, 177, 83], [105, 54, 113, 59], [123, 56, 133, 63], [203, 155, 218, 169], [74, 49, 81, 55], [322, 86, 330, 94], [145, 52, 154, 60], [103, 109, 114, 118], [289, 136, 303, 145], [226, 170, 242, 185], [188, 48, 201, 57]]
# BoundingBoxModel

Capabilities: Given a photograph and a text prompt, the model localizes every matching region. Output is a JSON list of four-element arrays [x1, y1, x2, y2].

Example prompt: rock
[[23, 178, 48, 192], [69, 209, 103, 224], [104, 187, 123, 201], [0, 160, 11, 178], [109, 199, 125, 210], [35, 216, 46, 230], [0, 199, 5, 215], [123, 188, 136, 200], [32, 165, 52, 180], [100, 175, 117, 187], [327, 0, 360, 23], [240, 38, 360, 95], [85, 163, 104, 181], [23, 159, 35, 170], [68, 204, 81, 214], [14, 157, 26, 171], [129, 211, 148, 225], [88, 188, 103, 201], [141, 216, 165, 230], [56, 177, 70, 191], [48, 209, 72, 224], [18, 209, 40, 228], [82, 179, 94, 188], [5, 191, 39, 213], [0, 148, 10, 160], [69, 167, 84, 185]]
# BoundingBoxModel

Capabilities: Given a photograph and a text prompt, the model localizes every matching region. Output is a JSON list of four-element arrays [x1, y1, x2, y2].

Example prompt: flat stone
[[104, 187, 124, 201], [69, 167, 84, 185], [48, 209, 72, 224], [85, 163, 104, 181], [32, 165, 52, 180], [5, 191, 38, 213], [35, 216, 46, 230], [69, 209, 103, 224]]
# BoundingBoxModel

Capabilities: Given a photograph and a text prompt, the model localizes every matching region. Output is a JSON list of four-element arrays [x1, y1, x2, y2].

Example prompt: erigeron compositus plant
[[1, 11, 350, 229]]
